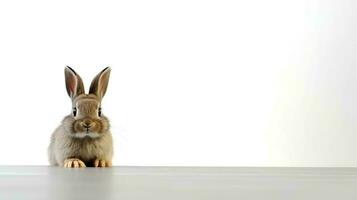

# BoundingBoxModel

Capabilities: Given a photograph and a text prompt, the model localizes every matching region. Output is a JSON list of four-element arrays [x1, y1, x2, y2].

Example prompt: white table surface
[[1, 166, 357, 200]]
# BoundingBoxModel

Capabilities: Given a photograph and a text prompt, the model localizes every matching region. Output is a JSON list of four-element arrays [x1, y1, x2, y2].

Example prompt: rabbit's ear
[[65, 66, 85, 99], [89, 67, 111, 99]]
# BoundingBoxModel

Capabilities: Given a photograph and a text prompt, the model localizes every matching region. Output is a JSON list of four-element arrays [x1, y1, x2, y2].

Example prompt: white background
[[0, 0, 356, 166]]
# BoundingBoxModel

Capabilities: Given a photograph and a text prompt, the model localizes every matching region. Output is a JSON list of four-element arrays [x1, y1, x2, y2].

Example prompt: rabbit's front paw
[[94, 159, 112, 167], [64, 158, 86, 168]]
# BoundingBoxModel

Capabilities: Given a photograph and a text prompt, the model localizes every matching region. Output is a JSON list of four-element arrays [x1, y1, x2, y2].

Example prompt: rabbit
[[48, 66, 113, 168]]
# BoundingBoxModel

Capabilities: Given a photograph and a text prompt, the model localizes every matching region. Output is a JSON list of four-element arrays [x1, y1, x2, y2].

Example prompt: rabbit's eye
[[98, 107, 102, 117], [72, 107, 77, 117]]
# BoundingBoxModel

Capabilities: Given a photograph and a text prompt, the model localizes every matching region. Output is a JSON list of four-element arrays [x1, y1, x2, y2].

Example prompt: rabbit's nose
[[81, 120, 94, 128]]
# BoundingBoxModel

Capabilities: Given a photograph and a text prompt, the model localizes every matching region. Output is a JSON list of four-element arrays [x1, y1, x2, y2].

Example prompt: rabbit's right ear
[[65, 66, 85, 99], [89, 67, 111, 100]]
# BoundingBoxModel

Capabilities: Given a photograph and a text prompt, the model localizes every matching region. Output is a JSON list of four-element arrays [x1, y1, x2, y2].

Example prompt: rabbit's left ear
[[89, 67, 111, 99], [65, 66, 85, 99]]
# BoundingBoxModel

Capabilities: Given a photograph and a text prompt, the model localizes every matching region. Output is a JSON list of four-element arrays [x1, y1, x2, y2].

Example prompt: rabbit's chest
[[75, 139, 105, 160]]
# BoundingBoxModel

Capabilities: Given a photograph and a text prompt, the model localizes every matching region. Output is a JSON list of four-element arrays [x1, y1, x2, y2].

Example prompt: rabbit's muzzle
[[73, 118, 102, 134], [80, 119, 95, 129]]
